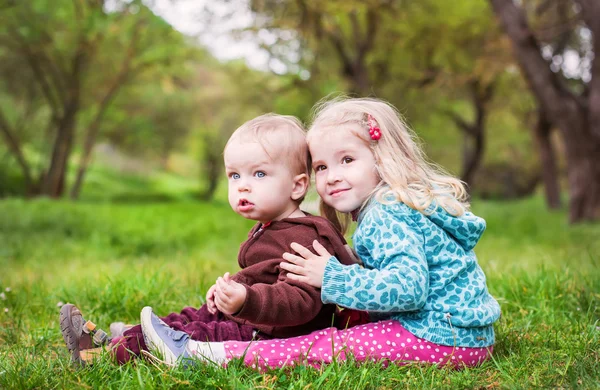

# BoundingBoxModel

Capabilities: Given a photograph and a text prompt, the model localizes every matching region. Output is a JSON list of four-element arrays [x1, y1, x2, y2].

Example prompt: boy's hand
[[280, 240, 330, 288], [214, 272, 247, 315], [205, 284, 218, 314]]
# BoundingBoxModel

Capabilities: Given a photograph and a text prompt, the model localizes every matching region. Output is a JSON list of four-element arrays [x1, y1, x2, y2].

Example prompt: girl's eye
[[254, 171, 266, 178], [342, 157, 354, 164], [230, 173, 240, 180], [315, 165, 326, 172]]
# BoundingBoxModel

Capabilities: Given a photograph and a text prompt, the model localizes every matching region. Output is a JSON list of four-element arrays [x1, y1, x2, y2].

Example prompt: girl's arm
[[323, 207, 428, 312], [282, 206, 429, 313]]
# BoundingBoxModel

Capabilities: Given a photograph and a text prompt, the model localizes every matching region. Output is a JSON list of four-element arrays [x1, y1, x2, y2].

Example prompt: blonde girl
[[141, 97, 501, 370]]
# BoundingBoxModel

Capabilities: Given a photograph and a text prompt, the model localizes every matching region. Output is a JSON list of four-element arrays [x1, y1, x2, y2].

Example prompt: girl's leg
[[220, 320, 493, 370]]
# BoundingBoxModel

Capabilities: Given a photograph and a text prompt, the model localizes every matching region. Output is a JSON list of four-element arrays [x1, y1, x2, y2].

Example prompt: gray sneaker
[[140, 306, 196, 366]]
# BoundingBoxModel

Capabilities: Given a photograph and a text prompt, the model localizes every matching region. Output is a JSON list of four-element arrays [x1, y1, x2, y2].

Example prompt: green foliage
[[0, 0, 199, 197], [0, 158, 26, 196], [0, 0, 550, 201], [0, 193, 598, 388]]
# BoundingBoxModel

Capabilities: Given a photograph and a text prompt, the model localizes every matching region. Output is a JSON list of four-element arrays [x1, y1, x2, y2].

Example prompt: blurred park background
[[0, 0, 599, 388], [0, 0, 598, 221]]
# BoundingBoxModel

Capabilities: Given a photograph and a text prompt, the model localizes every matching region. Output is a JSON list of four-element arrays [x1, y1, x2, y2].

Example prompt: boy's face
[[224, 139, 305, 224]]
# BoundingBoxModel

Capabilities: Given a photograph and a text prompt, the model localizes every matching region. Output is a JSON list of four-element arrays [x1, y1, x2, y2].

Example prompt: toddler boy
[[60, 114, 358, 365]]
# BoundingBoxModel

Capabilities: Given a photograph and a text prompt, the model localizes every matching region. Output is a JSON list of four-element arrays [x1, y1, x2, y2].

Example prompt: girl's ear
[[291, 173, 309, 201]]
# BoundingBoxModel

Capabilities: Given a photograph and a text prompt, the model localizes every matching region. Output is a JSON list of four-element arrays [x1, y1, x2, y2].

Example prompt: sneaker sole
[[59, 304, 85, 366], [140, 306, 178, 366]]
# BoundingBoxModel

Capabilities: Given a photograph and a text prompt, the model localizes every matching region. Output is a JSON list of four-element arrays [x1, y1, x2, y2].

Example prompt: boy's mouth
[[238, 199, 255, 212]]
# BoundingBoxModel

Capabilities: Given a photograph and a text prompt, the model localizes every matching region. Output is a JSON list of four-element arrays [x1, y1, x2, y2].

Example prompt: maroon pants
[[111, 304, 260, 364]]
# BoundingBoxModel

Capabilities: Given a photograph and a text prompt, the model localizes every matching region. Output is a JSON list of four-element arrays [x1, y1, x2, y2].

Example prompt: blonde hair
[[307, 97, 469, 234], [225, 113, 311, 202]]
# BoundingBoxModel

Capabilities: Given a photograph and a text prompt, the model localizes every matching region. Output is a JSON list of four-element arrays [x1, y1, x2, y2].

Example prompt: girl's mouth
[[238, 199, 255, 212], [330, 188, 349, 197]]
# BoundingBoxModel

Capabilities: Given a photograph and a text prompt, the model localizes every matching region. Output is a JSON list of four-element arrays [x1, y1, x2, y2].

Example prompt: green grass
[[0, 195, 598, 389]]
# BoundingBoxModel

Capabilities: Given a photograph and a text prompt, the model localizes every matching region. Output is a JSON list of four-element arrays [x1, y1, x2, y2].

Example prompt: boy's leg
[[177, 313, 255, 343], [79, 346, 109, 363], [108, 304, 214, 364], [112, 304, 255, 364], [59, 304, 110, 366], [140, 306, 228, 366]]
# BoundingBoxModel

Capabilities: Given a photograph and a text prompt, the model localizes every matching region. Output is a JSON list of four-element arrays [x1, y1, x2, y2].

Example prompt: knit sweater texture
[[321, 198, 501, 347]]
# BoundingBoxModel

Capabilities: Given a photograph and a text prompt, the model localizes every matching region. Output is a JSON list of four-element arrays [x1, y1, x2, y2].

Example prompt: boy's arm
[[230, 264, 325, 327], [229, 221, 350, 327]]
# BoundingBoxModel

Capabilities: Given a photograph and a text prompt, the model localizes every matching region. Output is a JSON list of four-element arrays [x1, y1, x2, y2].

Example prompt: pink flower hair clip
[[367, 114, 381, 140]]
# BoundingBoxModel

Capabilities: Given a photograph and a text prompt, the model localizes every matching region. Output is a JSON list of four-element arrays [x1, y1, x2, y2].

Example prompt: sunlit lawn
[[0, 193, 598, 389]]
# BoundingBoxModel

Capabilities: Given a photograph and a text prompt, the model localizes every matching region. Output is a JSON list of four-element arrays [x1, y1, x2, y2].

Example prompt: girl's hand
[[214, 272, 247, 315], [281, 240, 331, 288]]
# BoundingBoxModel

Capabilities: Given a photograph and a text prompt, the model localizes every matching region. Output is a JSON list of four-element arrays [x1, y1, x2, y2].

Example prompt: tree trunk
[[70, 19, 144, 200], [563, 117, 600, 221], [533, 108, 561, 209], [70, 74, 131, 200], [350, 61, 372, 96], [43, 114, 76, 197], [69, 135, 93, 200], [450, 80, 493, 189], [199, 153, 222, 201], [460, 126, 484, 187], [489, 0, 600, 222], [324, 8, 379, 97], [45, 132, 72, 197], [42, 44, 86, 198], [199, 133, 224, 201], [0, 110, 36, 194]]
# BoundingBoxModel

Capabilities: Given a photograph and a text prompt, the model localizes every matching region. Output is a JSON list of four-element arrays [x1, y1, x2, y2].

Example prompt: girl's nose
[[327, 169, 342, 184]]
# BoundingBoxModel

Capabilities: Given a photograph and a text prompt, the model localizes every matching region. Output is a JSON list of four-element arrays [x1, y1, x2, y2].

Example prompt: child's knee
[[110, 336, 136, 365]]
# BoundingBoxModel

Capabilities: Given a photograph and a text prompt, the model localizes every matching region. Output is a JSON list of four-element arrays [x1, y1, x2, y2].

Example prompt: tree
[[0, 0, 191, 198], [533, 107, 562, 209], [489, 0, 600, 222], [389, 1, 511, 188], [246, 0, 522, 190], [244, 0, 398, 95]]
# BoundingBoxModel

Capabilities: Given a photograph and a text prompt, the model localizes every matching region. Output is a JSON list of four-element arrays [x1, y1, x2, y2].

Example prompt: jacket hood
[[424, 204, 486, 252]]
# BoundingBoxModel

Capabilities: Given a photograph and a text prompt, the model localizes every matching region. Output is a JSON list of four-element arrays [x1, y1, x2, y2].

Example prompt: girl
[[141, 97, 501, 369]]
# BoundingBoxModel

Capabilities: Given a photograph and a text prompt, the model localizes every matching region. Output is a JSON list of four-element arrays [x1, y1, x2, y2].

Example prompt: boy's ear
[[291, 173, 309, 201]]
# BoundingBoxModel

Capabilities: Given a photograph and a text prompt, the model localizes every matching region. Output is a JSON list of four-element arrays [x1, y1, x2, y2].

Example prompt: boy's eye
[[315, 165, 326, 172], [342, 157, 354, 164], [230, 173, 240, 180], [254, 171, 266, 178]]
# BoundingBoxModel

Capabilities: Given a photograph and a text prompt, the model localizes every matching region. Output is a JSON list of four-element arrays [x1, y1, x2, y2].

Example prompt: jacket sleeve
[[321, 206, 429, 312], [232, 268, 325, 327], [232, 228, 340, 327]]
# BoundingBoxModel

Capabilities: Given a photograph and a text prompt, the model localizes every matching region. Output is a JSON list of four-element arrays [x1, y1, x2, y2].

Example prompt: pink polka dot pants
[[223, 320, 492, 370]]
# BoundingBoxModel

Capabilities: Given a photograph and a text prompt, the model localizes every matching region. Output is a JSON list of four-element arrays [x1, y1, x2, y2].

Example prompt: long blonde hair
[[307, 97, 469, 234]]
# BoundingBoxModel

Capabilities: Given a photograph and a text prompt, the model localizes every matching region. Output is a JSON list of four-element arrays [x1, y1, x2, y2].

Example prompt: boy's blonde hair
[[307, 97, 469, 234], [225, 114, 311, 202]]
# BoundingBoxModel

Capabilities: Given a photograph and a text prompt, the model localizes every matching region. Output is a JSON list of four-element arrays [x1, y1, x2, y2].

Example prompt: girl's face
[[309, 128, 380, 213]]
